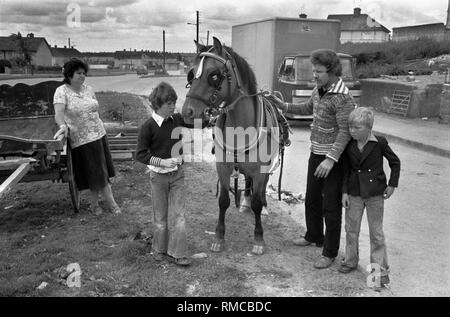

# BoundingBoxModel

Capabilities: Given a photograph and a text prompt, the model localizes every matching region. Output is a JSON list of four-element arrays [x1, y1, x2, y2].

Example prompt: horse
[[181, 37, 285, 255]]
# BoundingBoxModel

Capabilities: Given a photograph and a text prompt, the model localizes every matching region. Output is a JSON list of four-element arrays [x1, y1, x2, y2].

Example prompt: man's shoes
[[293, 237, 323, 247], [338, 263, 356, 274], [314, 256, 335, 269], [168, 256, 191, 267]]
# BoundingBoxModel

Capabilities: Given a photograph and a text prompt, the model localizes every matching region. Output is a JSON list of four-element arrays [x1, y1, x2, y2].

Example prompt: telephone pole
[[206, 30, 210, 46], [187, 11, 200, 53], [163, 30, 166, 71]]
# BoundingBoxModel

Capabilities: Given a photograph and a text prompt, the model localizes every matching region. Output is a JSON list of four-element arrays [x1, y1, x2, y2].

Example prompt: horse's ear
[[195, 40, 206, 53], [212, 37, 223, 55]]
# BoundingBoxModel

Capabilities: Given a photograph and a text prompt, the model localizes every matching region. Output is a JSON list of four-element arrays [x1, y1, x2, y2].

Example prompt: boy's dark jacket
[[342, 135, 400, 198]]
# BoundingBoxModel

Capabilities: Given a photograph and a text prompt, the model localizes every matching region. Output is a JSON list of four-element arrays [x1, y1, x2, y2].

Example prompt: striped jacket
[[285, 78, 357, 162]]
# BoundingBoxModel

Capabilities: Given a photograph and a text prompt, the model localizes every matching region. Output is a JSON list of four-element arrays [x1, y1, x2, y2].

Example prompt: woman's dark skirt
[[70, 135, 115, 191]]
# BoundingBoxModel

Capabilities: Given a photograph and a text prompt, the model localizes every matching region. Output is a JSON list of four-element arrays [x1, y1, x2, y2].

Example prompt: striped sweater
[[285, 78, 357, 162]]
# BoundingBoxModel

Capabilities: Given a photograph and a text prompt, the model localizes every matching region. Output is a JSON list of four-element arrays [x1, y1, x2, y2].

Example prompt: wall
[[33, 42, 52, 66], [393, 24, 445, 41], [361, 79, 442, 118], [341, 30, 389, 43]]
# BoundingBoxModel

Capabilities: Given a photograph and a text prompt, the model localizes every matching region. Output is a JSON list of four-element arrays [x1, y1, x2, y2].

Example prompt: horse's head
[[182, 37, 244, 125]]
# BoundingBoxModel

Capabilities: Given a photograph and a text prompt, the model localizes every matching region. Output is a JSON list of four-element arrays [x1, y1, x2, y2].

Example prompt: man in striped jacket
[[270, 49, 357, 269]]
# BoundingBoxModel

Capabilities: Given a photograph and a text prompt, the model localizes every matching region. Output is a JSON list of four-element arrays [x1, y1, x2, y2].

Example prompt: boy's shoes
[[338, 263, 357, 274], [293, 237, 323, 247], [373, 275, 390, 292], [151, 251, 166, 262], [167, 256, 192, 267], [313, 256, 335, 269]]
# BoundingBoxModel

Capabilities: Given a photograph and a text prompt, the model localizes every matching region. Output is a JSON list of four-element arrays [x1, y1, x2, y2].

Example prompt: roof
[[327, 14, 390, 33], [392, 22, 445, 31], [286, 53, 353, 58], [51, 47, 82, 58], [0, 35, 51, 52], [233, 17, 340, 28]]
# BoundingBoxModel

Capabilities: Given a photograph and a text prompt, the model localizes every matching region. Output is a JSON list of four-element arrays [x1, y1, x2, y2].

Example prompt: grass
[[0, 161, 255, 297]]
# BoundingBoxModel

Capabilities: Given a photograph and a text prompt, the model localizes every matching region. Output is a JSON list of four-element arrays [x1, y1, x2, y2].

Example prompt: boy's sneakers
[[313, 256, 335, 269], [151, 251, 166, 262], [338, 263, 357, 274], [167, 255, 192, 267], [373, 275, 390, 292]]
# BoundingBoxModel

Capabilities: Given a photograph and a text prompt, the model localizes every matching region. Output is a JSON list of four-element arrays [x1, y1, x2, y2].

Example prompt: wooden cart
[[0, 81, 80, 212]]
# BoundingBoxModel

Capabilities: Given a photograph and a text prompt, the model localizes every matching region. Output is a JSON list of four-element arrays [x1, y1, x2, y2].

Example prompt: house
[[392, 0, 450, 41], [51, 45, 83, 66], [164, 59, 185, 76], [327, 8, 390, 43], [82, 52, 115, 67], [0, 33, 52, 66], [114, 50, 149, 70]]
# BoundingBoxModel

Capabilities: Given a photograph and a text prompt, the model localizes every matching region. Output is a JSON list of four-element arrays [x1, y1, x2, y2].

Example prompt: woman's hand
[[342, 193, 350, 209], [314, 157, 335, 178], [53, 124, 68, 140]]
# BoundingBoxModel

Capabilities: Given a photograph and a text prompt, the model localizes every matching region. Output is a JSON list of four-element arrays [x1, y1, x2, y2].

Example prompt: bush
[[341, 38, 450, 78], [36, 65, 62, 72]]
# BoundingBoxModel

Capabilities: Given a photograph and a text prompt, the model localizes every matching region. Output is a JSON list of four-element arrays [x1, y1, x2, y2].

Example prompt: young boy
[[136, 82, 204, 266], [338, 107, 400, 289]]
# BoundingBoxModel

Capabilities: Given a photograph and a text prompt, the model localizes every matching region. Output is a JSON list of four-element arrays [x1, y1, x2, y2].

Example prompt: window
[[278, 58, 295, 81]]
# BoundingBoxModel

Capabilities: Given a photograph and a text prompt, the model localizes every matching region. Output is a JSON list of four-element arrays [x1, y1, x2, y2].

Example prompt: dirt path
[[0, 158, 388, 297]]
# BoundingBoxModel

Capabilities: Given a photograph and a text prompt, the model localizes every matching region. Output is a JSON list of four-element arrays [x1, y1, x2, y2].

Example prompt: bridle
[[186, 48, 264, 118]]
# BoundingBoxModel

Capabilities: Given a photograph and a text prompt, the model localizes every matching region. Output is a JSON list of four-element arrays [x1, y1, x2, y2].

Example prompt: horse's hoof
[[239, 205, 252, 213], [210, 242, 224, 253], [261, 207, 269, 216], [251, 244, 265, 255]]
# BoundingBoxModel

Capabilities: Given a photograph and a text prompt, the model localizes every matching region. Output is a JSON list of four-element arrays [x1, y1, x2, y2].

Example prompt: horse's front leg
[[211, 164, 232, 253], [250, 176, 267, 255]]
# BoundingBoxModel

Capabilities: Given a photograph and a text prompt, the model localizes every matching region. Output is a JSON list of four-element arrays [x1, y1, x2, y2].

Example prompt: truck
[[232, 17, 360, 120]]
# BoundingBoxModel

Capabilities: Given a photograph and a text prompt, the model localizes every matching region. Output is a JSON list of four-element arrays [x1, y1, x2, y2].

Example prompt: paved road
[[5, 75, 449, 296]]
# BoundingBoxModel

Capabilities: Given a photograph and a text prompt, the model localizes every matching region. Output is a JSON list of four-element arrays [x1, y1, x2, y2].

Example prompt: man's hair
[[62, 58, 89, 84], [348, 107, 374, 129], [310, 49, 342, 77], [149, 82, 177, 111]]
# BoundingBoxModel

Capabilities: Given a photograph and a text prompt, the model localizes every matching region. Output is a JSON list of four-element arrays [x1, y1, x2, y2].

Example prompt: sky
[[0, 0, 448, 53]]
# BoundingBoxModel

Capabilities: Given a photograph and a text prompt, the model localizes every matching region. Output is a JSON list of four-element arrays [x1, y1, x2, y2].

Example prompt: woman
[[53, 58, 121, 215]]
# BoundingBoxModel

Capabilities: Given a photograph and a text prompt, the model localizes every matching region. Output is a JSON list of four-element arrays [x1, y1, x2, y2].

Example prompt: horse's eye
[[208, 71, 222, 88]]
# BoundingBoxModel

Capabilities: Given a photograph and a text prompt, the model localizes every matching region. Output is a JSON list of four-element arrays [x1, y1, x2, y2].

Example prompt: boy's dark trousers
[[304, 153, 344, 258]]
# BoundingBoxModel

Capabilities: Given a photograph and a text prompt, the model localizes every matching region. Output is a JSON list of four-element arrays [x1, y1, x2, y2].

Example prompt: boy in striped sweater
[[270, 49, 357, 269]]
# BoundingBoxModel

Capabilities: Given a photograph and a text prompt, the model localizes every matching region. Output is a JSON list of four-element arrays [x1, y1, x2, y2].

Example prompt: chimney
[[354, 7, 361, 16], [54, 45, 57, 48], [299, 13, 307, 18], [447, 0, 450, 29], [64, 45, 67, 48], [27, 33, 34, 38]]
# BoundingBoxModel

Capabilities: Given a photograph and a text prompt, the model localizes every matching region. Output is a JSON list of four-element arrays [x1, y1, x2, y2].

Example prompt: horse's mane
[[197, 45, 258, 95]]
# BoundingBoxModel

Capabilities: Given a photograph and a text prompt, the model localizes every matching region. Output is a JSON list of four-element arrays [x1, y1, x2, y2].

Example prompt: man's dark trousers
[[304, 153, 344, 258]]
